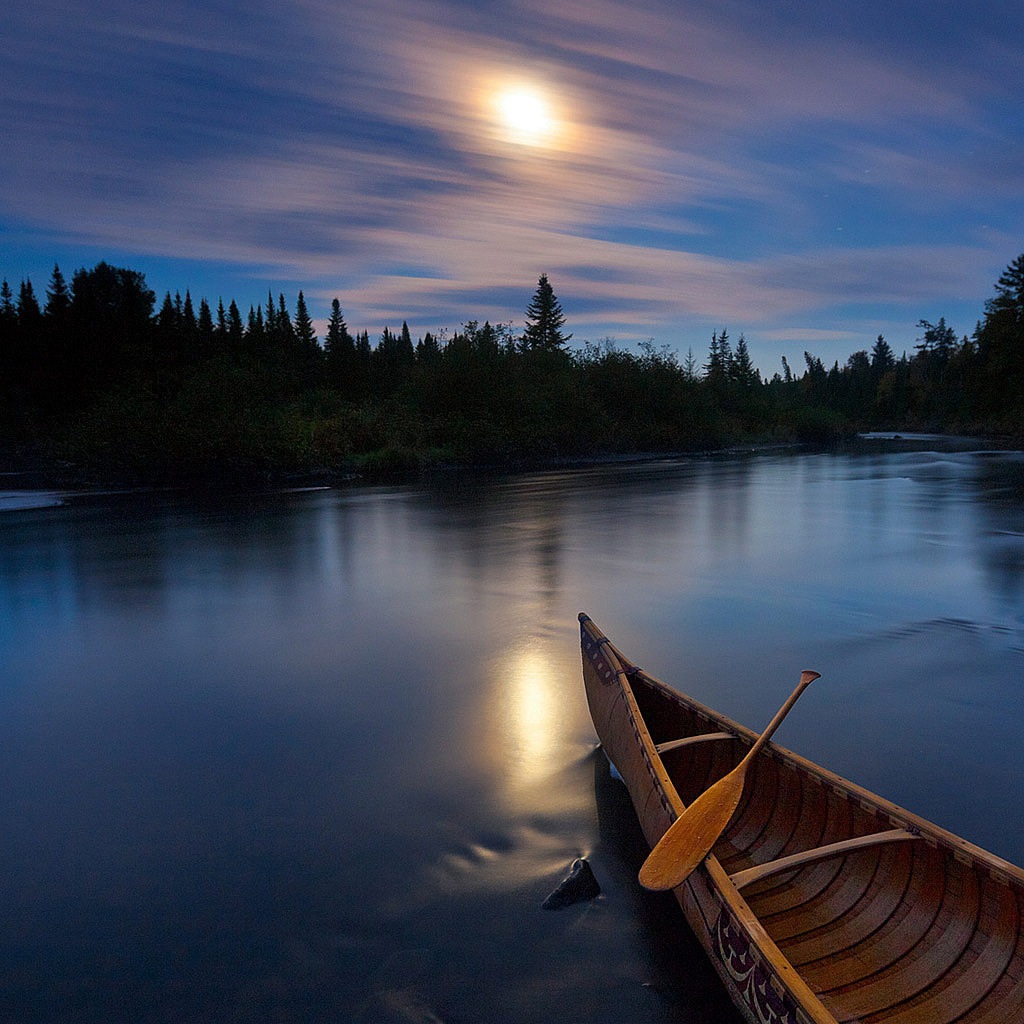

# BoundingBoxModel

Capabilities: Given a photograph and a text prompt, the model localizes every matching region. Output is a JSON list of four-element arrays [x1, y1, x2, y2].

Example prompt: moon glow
[[494, 85, 557, 147]]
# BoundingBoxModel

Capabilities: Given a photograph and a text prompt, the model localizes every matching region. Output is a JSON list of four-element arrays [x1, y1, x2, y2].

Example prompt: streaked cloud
[[2, 0, 1021, 370]]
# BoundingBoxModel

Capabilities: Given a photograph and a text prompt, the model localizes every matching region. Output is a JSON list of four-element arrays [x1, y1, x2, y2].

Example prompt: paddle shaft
[[638, 669, 821, 891], [738, 670, 821, 768]]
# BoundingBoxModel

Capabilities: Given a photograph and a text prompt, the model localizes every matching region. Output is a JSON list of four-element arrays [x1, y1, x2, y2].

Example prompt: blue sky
[[2, 0, 1022, 374]]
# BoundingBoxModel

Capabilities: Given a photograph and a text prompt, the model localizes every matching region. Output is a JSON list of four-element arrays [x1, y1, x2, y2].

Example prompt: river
[[3, 436, 1024, 1023]]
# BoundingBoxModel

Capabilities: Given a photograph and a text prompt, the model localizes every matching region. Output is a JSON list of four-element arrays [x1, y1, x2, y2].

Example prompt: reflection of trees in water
[[415, 457, 764, 599], [0, 490, 341, 618], [702, 456, 753, 557], [971, 454, 1024, 606]]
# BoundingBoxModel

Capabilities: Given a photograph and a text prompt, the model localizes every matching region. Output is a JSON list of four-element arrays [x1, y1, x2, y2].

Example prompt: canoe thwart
[[655, 731, 737, 754], [728, 828, 920, 891]]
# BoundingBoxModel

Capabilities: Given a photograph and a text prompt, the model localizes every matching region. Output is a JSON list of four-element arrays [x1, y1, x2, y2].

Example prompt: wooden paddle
[[638, 669, 821, 892]]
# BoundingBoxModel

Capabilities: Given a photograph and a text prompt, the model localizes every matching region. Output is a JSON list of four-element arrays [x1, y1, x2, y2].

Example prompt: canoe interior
[[583, 617, 1024, 1024]]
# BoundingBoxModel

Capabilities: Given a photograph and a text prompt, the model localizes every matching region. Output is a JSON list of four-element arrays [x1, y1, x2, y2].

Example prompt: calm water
[[3, 438, 1024, 1023]]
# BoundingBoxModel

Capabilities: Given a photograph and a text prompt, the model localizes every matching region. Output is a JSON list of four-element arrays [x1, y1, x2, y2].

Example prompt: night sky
[[3, 0, 1022, 372]]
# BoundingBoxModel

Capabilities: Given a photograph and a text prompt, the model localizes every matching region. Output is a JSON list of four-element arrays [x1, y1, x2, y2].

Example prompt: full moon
[[494, 85, 556, 147]]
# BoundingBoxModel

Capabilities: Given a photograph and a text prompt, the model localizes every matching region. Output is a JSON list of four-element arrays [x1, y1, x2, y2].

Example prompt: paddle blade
[[638, 767, 745, 891]]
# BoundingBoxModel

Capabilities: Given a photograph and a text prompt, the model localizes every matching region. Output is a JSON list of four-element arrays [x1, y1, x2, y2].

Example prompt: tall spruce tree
[[731, 334, 759, 387], [226, 301, 244, 350], [324, 298, 355, 383], [294, 291, 317, 352], [522, 273, 571, 351], [704, 330, 727, 387], [44, 265, 72, 322], [870, 335, 895, 378], [197, 297, 214, 344]]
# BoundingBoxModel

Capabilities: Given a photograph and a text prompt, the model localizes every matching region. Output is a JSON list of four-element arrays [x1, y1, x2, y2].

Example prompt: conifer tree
[[717, 329, 732, 373], [870, 335, 895, 377], [324, 299, 353, 352], [417, 331, 440, 362], [522, 273, 571, 351], [44, 265, 71, 321], [247, 305, 264, 341], [182, 291, 197, 334], [18, 280, 43, 330], [264, 292, 278, 337], [0, 280, 15, 324], [0, 282, 17, 383], [227, 301, 244, 349], [977, 254, 1024, 367], [704, 330, 727, 386], [157, 292, 178, 329], [197, 297, 214, 343], [682, 347, 698, 381], [294, 291, 317, 351], [975, 252, 1024, 422], [277, 294, 294, 344], [40, 266, 72, 399], [67, 261, 155, 403], [731, 334, 759, 388], [324, 298, 356, 391]]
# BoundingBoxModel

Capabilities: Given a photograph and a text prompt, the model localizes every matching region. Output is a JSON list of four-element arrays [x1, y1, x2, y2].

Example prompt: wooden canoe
[[579, 613, 1024, 1024]]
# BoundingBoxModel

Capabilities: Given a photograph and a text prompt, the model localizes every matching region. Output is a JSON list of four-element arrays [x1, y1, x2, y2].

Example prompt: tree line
[[1, 257, 1022, 482]]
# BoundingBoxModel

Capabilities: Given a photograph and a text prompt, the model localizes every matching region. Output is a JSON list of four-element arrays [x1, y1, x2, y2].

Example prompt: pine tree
[[227, 301, 244, 349], [247, 305, 264, 341], [0, 280, 15, 324], [264, 291, 278, 338], [18, 280, 43, 330], [324, 298, 356, 390], [704, 330, 728, 387], [522, 273, 571, 351], [417, 331, 440, 362], [717, 329, 732, 373], [870, 335, 894, 378], [324, 299, 352, 352], [197, 298, 214, 343], [731, 334, 759, 387], [682, 347, 698, 381], [44, 265, 72, 321], [157, 292, 178, 329], [182, 291, 197, 335], [276, 294, 294, 344], [294, 291, 317, 352]]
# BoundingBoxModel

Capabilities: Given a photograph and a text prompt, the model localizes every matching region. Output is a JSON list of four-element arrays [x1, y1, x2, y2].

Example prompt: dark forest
[[2, 256, 1023, 484]]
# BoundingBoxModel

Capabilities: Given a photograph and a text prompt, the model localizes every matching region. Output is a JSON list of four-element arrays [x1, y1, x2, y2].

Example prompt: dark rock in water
[[542, 858, 601, 909]]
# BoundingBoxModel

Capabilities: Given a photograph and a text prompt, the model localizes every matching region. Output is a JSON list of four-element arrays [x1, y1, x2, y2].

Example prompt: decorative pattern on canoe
[[715, 909, 800, 1024], [581, 629, 628, 683]]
